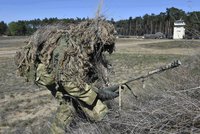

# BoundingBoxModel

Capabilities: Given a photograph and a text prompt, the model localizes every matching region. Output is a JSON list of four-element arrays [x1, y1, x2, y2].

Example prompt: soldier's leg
[[49, 100, 74, 134], [63, 81, 108, 122]]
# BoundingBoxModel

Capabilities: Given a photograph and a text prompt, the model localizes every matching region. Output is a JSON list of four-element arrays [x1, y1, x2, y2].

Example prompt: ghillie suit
[[15, 19, 117, 133]]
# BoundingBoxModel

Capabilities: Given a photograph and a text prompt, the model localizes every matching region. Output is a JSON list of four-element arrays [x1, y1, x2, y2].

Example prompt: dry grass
[[0, 37, 200, 134], [0, 36, 27, 48], [0, 36, 27, 58], [63, 54, 200, 134], [0, 58, 58, 134], [140, 40, 200, 49], [115, 39, 200, 56]]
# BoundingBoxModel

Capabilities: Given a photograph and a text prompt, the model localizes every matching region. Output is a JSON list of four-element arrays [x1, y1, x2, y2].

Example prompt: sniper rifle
[[97, 60, 182, 100]]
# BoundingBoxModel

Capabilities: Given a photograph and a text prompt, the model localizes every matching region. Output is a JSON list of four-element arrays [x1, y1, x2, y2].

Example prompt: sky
[[0, 0, 200, 23]]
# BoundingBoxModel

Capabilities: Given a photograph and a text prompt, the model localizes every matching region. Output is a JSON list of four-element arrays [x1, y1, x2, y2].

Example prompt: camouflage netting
[[14, 18, 116, 88]]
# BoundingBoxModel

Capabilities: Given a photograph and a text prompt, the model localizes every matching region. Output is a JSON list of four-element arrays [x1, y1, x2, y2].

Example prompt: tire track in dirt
[[0, 50, 17, 57]]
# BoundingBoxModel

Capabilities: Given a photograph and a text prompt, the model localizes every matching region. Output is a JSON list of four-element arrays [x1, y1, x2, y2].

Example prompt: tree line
[[0, 7, 200, 38], [114, 7, 200, 38], [0, 17, 86, 36]]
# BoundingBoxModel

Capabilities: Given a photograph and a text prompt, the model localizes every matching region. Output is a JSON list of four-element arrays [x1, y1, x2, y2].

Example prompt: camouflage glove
[[96, 85, 120, 101]]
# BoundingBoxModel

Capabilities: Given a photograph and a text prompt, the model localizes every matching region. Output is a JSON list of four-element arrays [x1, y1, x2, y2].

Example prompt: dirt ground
[[0, 37, 27, 58], [0, 37, 200, 133], [116, 38, 200, 55], [1, 37, 200, 57]]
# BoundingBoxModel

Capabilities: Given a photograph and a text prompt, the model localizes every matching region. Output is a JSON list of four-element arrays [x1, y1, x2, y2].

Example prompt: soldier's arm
[[35, 63, 55, 86]]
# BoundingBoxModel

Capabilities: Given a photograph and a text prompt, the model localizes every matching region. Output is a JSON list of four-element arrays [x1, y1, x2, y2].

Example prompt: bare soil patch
[[140, 40, 200, 49], [0, 36, 27, 58], [115, 39, 200, 56]]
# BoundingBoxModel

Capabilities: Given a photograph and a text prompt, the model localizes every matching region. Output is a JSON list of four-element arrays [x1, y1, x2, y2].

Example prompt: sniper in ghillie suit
[[14, 18, 119, 133]]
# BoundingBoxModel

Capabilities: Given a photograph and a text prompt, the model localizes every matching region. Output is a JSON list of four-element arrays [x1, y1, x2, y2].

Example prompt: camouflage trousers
[[46, 99, 74, 134], [45, 96, 108, 134], [36, 63, 108, 133]]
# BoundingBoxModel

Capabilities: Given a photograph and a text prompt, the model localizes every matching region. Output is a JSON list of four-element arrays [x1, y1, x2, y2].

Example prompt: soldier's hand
[[97, 88, 119, 101]]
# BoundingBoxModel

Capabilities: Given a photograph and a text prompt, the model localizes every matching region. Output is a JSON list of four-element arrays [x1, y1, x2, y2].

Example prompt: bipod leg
[[119, 85, 122, 111], [124, 83, 138, 99]]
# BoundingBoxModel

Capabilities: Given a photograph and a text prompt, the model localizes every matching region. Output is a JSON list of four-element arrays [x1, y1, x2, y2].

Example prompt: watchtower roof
[[174, 20, 186, 26]]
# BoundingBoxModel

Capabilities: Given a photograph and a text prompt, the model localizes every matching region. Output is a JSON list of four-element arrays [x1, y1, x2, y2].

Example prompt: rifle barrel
[[124, 60, 181, 84]]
